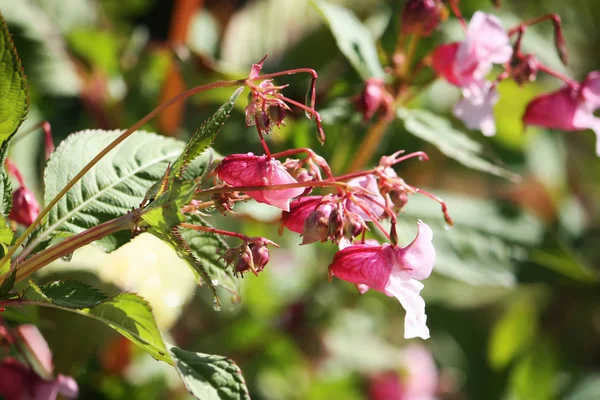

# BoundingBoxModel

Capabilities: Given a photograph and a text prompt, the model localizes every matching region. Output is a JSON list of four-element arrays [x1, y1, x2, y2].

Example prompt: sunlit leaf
[[488, 297, 538, 369], [397, 108, 520, 181], [312, 0, 385, 80], [508, 339, 558, 400], [43, 130, 196, 252], [169, 345, 250, 400], [21, 281, 172, 364]]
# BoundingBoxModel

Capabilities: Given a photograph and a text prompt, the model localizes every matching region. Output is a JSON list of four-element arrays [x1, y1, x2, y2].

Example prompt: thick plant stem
[[13, 212, 139, 283], [2, 80, 241, 269], [347, 114, 394, 172]]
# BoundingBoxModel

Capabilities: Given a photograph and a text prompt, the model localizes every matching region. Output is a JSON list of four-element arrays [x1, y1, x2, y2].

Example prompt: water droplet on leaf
[[60, 253, 73, 262], [212, 299, 222, 312]]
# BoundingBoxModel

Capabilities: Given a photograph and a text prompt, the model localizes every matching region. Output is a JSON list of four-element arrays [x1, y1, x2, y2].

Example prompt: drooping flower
[[432, 11, 512, 135], [329, 221, 436, 339], [217, 153, 305, 211], [356, 78, 391, 122], [402, 0, 447, 37], [281, 196, 323, 234], [523, 71, 600, 155]]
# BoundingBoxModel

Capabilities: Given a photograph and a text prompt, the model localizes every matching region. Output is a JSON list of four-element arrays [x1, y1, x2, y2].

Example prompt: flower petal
[[346, 175, 386, 220], [281, 196, 323, 233], [385, 275, 430, 339], [394, 221, 436, 281], [523, 86, 579, 131], [329, 244, 394, 292], [453, 82, 499, 136]]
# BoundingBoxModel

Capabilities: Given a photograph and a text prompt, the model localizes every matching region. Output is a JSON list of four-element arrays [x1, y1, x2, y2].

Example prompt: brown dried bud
[[511, 54, 539, 86]]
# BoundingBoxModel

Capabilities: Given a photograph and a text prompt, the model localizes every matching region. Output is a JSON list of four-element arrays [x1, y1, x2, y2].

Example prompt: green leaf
[[179, 214, 239, 296], [0, 11, 29, 250], [169, 346, 250, 400], [170, 87, 242, 181], [508, 339, 558, 400], [396, 191, 543, 287], [0, 11, 29, 145], [21, 281, 172, 364], [43, 130, 197, 252], [565, 375, 600, 400], [397, 108, 520, 181], [23, 280, 108, 308], [312, 0, 385, 80], [488, 297, 538, 370]]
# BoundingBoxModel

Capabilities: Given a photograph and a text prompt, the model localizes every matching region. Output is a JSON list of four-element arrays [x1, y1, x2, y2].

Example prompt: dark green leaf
[[398, 108, 520, 181], [179, 214, 239, 296], [43, 130, 194, 252], [0, 266, 15, 297], [169, 346, 250, 400], [312, 0, 385, 80], [23, 280, 108, 308]]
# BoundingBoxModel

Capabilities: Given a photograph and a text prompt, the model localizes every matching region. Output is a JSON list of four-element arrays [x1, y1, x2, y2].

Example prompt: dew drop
[[211, 279, 219, 287], [212, 299, 222, 312], [60, 252, 73, 262]]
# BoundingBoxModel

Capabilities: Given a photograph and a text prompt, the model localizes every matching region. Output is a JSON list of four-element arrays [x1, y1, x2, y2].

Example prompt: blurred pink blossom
[[523, 71, 600, 155]]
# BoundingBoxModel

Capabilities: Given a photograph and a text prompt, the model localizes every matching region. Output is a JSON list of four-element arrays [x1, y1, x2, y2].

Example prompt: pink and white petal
[[346, 175, 386, 220], [16, 325, 54, 378], [572, 106, 600, 156], [395, 221, 436, 281], [385, 274, 430, 339], [522, 86, 579, 131], [463, 12, 512, 65], [56, 375, 79, 398], [356, 283, 370, 295], [581, 71, 600, 107], [453, 84, 499, 136]]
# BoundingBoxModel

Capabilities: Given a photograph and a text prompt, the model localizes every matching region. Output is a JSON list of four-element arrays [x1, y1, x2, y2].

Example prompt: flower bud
[[389, 189, 409, 212], [511, 54, 539, 86], [402, 0, 447, 37], [233, 245, 254, 277], [343, 211, 366, 240], [267, 103, 287, 127], [356, 78, 387, 122], [302, 203, 333, 244], [250, 242, 270, 273], [281, 196, 323, 234], [327, 205, 345, 243], [9, 186, 40, 226]]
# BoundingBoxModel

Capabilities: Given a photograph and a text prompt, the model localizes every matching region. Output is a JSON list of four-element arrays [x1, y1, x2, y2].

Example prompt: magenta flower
[[432, 11, 512, 135], [329, 221, 436, 339], [216, 153, 305, 211], [523, 71, 600, 155], [281, 196, 323, 233], [0, 358, 78, 400]]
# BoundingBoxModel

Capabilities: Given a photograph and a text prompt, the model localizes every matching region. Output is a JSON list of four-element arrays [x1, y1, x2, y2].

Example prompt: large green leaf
[[21, 281, 171, 364], [0, 11, 29, 253], [179, 214, 239, 296], [43, 130, 201, 252], [312, 0, 385, 80], [397, 108, 520, 181], [395, 191, 544, 287], [169, 346, 250, 400]]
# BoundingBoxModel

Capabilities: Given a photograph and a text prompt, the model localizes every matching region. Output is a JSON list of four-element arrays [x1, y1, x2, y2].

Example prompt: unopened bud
[[233, 245, 254, 277], [343, 211, 366, 240], [9, 186, 40, 226], [256, 110, 272, 133], [511, 54, 539, 86], [356, 78, 386, 122], [327, 206, 345, 243], [250, 242, 270, 273], [389, 190, 409, 212], [267, 103, 287, 127], [402, 0, 447, 37], [552, 17, 568, 65], [302, 203, 333, 244]]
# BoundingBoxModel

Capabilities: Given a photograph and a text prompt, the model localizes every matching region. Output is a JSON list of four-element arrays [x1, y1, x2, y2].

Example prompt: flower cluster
[[194, 61, 453, 338]]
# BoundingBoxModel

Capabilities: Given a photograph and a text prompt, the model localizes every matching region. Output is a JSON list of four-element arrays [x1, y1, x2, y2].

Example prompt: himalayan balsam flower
[[217, 153, 305, 211], [329, 221, 435, 339], [281, 196, 323, 233], [523, 71, 600, 155], [432, 11, 512, 135]]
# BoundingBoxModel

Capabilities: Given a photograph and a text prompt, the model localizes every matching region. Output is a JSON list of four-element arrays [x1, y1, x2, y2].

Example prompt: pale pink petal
[[458, 12, 512, 68], [401, 345, 438, 400], [356, 284, 370, 294], [56, 375, 79, 398], [394, 221, 436, 281], [581, 71, 600, 107], [16, 325, 54, 378], [385, 275, 429, 339], [573, 106, 600, 156], [454, 82, 499, 136], [346, 175, 386, 221]]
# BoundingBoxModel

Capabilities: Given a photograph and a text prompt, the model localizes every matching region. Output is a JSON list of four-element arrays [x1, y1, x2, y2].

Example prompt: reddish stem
[[179, 223, 250, 241], [448, 0, 468, 31], [409, 186, 453, 226], [391, 151, 429, 165], [538, 64, 576, 86], [4, 159, 24, 186], [255, 68, 318, 111], [275, 94, 326, 144]]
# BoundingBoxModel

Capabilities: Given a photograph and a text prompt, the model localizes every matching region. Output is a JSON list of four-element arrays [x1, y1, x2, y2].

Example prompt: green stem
[[13, 212, 139, 283], [3, 79, 241, 270]]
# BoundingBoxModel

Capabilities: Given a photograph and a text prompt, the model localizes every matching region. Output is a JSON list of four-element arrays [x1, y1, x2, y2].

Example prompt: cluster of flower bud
[[222, 238, 276, 277]]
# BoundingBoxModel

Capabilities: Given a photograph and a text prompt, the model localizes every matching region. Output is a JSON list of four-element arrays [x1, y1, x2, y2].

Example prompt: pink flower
[[0, 358, 78, 400], [280, 196, 323, 233], [523, 71, 600, 155], [216, 153, 305, 211], [346, 175, 386, 221], [356, 78, 391, 122], [432, 11, 512, 135], [329, 221, 435, 339]]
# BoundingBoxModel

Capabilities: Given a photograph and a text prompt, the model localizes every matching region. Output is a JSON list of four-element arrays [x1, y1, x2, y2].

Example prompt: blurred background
[[3, 0, 600, 398]]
